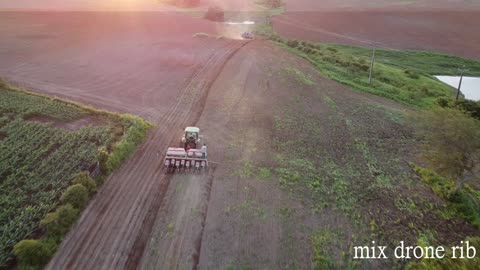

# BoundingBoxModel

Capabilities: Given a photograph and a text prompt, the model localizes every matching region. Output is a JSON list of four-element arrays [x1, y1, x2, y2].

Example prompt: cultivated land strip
[[45, 40, 249, 270]]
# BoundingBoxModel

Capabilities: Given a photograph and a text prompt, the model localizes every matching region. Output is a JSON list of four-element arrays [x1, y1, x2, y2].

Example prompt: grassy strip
[[0, 80, 151, 269], [328, 44, 480, 77], [256, 32, 480, 108], [105, 114, 151, 173]]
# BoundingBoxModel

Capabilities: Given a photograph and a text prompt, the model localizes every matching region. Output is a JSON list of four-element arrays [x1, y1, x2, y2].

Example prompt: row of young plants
[[0, 81, 151, 269]]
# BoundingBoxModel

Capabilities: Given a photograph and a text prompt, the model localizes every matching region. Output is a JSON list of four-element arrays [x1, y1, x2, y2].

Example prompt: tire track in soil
[[125, 40, 252, 270], [46, 40, 250, 270]]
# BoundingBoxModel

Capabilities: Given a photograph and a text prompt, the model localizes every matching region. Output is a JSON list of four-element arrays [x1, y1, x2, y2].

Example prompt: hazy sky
[[0, 0, 172, 10], [1, 0, 478, 11]]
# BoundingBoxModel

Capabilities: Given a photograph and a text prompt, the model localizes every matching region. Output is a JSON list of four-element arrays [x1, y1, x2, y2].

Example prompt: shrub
[[40, 204, 79, 236], [303, 47, 314, 54], [420, 87, 430, 96], [436, 97, 451, 107], [72, 172, 97, 194], [450, 189, 480, 227], [454, 100, 480, 120], [13, 240, 50, 267], [405, 69, 420, 79], [326, 47, 338, 53], [60, 184, 88, 209], [287, 40, 299, 48], [0, 78, 7, 89], [97, 147, 109, 175]]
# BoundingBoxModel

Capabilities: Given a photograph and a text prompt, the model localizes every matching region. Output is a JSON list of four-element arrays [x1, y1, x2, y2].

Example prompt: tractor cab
[[182, 126, 201, 149]]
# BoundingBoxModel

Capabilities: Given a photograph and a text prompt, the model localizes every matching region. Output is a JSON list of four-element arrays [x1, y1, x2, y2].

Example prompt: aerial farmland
[[1, 1, 479, 269]]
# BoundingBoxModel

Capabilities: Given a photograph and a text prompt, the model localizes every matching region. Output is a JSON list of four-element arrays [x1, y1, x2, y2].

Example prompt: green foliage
[[394, 197, 419, 215], [325, 44, 480, 77], [97, 147, 109, 174], [407, 237, 480, 269], [60, 184, 88, 209], [270, 39, 478, 108], [40, 204, 79, 237], [449, 188, 480, 227], [412, 164, 480, 227], [454, 99, 480, 120], [324, 96, 337, 110], [311, 229, 351, 270], [0, 85, 150, 267], [411, 164, 455, 200], [282, 67, 315, 86], [13, 240, 50, 268], [411, 108, 480, 185], [72, 172, 97, 194], [404, 69, 420, 79], [105, 115, 151, 173], [286, 39, 299, 48]]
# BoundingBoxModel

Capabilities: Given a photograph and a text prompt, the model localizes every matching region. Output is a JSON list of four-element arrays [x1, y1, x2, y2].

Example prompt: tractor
[[163, 126, 208, 173], [181, 126, 201, 150]]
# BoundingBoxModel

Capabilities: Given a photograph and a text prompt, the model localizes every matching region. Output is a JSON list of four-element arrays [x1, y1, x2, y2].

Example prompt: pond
[[435, 76, 480, 101]]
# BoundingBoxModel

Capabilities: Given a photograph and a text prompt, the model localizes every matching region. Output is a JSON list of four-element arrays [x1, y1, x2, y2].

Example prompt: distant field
[[273, 10, 480, 60], [0, 83, 149, 267]]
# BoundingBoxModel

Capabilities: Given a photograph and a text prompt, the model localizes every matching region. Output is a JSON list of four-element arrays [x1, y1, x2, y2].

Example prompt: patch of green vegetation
[[407, 236, 480, 270], [412, 164, 480, 227], [311, 228, 358, 270], [394, 197, 420, 216], [0, 82, 151, 268], [233, 162, 272, 181], [411, 164, 455, 200], [233, 161, 256, 178], [257, 167, 272, 180], [324, 96, 337, 110], [272, 107, 361, 218], [329, 44, 480, 77], [354, 140, 392, 189], [282, 67, 316, 86], [225, 199, 267, 220], [267, 38, 480, 108], [225, 259, 252, 270]]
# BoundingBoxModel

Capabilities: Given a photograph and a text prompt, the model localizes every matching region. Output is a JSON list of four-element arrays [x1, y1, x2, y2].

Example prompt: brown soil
[[25, 114, 106, 131], [1, 11, 478, 270], [273, 11, 480, 59]]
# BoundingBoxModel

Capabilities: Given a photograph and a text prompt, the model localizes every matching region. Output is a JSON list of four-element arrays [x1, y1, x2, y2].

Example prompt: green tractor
[[181, 126, 201, 150]]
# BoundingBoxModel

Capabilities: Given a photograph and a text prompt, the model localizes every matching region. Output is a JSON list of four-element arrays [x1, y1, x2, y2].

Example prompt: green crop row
[[0, 82, 151, 268]]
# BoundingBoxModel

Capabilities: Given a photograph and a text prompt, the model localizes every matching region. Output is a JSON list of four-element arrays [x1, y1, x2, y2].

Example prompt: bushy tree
[[97, 147, 109, 175], [60, 184, 88, 209], [412, 108, 480, 192], [13, 240, 50, 267], [40, 204, 79, 236], [72, 172, 97, 194]]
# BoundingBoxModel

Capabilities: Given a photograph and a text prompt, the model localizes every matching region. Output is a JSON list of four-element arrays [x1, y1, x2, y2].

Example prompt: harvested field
[[0, 12, 234, 120]]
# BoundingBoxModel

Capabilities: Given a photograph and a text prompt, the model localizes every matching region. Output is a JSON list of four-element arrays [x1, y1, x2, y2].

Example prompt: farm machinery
[[241, 32, 255, 40], [164, 127, 208, 172]]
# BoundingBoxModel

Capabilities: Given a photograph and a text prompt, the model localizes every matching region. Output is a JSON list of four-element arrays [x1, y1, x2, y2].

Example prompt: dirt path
[[45, 40, 249, 270]]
